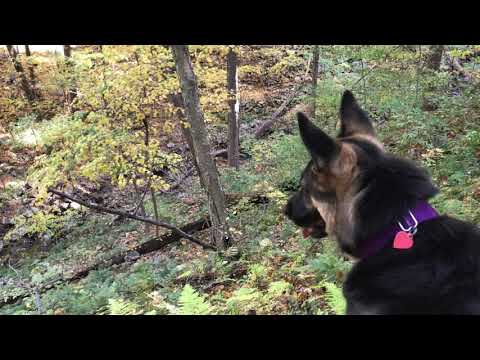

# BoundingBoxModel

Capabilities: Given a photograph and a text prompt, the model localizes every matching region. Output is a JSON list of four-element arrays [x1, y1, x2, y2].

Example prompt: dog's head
[[285, 90, 385, 250], [285, 90, 438, 255]]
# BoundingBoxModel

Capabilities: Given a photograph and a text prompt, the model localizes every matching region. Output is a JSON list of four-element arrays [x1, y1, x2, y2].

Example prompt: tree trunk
[[169, 92, 204, 182], [142, 114, 160, 238], [6, 45, 35, 102], [227, 47, 240, 169], [171, 45, 231, 250], [63, 45, 72, 58], [309, 45, 320, 118], [23, 45, 37, 88], [62, 45, 77, 110], [425, 45, 444, 71], [421, 45, 444, 111]]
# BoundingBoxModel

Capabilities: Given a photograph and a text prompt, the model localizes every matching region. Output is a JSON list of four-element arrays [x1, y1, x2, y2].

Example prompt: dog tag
[[393, 231, 414, 249]]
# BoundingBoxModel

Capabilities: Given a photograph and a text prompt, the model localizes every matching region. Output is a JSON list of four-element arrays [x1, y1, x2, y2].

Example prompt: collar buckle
[[397, 210, 419, 235]]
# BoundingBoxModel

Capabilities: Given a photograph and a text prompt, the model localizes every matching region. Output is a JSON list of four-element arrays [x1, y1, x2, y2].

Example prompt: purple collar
[[357, 200, 439, 259]]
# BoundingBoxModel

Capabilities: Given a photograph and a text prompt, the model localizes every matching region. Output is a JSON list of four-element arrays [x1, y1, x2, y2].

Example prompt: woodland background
[[0, 45, 479, 315]]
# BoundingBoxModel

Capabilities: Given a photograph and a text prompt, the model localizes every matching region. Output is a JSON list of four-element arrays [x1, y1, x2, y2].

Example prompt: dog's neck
[[353, 200, 439, 259]]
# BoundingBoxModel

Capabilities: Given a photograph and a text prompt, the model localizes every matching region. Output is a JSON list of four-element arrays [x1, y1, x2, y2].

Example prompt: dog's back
[[344, 216, 480, 314]]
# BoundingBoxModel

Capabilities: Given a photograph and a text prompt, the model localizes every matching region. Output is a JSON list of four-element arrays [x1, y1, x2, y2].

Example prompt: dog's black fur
[[285, 91, 480, 314]]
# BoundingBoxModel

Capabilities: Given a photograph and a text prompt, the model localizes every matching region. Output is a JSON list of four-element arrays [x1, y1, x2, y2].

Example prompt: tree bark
[[23, 45, 37, 88], [309, 45, 320, 118], [425, 45, 444, 71], [227, 47, 240, 169], [6, 45, 35, 102], [169, 92, 204, 184], [171, 45, 231, 250], [63, 45, 72, 58], [420, 45, 445, 111], [62, 45, 77, 109]]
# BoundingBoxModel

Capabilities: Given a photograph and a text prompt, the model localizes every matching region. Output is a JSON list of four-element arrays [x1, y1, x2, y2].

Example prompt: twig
[[254, 53, 312, 139], [445, 52, 478, 85], [351, 45, 402, 89], [0, 216, 212, 309], [48, 188, 216, 250], [8, 261, 44, 314], [202, 278, 235, 291]]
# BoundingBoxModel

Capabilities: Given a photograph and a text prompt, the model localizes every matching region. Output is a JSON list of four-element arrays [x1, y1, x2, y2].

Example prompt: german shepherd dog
[[285, 90, 480, 314]]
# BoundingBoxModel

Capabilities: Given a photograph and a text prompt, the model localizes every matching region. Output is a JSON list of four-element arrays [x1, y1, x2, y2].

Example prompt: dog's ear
[[339, 90, 375, 137], [298, 112, 339, 166]]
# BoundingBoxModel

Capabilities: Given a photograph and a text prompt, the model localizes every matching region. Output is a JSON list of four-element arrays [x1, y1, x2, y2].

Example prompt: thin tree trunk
[[169, 92, 204, 183], [309, 45, 319, 117], [227, 47, 240, 169], [425, 45, 444, 71], [23, 45, 37, 88], [171, 45, 231, 250], [133, 179, 150, 234], [63, 45, 72, 58], [6, 45, 35, 102], [62, 45, 77, 110], [141, 114, 160, 237], [421, 45, 444, 111]]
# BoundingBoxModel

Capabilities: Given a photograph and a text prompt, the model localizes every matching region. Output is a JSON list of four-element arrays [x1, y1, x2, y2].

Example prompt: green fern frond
[[177, 284, 212, 315], [322, 281, 346, 315], [108, 298, 141, 315]]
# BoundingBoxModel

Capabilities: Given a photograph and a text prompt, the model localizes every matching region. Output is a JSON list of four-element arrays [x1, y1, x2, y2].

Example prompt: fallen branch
[[0, 216, 211, 308], [211, 149, 251, 160], [445, 53, 477, 83], [254, 84, 305, 139], [159, 166, 195, 194], [68, 216, 211, 281], [48, 188, 216, 251], [254, 56, 312, 139]]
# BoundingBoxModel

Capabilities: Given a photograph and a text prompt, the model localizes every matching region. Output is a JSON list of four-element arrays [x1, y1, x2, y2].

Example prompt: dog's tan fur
[[308, 135, 383, 245]]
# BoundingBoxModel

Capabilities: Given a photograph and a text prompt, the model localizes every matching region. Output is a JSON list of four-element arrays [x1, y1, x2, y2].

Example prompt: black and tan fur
[[284, 90, 480, 314]]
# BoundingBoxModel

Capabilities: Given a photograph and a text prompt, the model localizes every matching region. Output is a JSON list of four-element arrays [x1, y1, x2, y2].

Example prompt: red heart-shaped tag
[[393, 231, 414, 249]]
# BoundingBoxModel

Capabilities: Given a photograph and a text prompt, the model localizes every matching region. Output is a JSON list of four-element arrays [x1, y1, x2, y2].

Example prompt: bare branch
[[47, 188, 216, 250]]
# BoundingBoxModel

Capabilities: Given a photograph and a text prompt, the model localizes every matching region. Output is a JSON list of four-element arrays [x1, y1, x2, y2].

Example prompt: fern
[[267, 280, 293, 298], [177, 284, 212, 315], [108, 298, 140, 315], [226, 287, 263, 314], [322, 281, 346, 315]]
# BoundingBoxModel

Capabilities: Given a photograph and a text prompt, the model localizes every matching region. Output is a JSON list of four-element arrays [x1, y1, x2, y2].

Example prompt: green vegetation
[[1, 45, 480, 315]]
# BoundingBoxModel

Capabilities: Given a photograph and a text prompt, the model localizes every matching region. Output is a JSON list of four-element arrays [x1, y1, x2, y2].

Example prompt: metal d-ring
[[397, 210, 419, 235]]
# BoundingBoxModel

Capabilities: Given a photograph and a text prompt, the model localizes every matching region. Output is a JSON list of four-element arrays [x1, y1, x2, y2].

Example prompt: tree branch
[[47, 188, 216, 250]]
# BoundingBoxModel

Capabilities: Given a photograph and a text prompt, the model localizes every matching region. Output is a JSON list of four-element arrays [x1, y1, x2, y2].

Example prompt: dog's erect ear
[[339, 90, 375, 137], [298, 112, 339, 166]]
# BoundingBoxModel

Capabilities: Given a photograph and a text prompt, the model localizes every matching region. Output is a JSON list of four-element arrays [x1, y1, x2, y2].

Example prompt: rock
[[1, 217, 14, 226], [124, 251, 141, 262], [42, 233, 52, 242], [182, 197, 196, 205], [59, 202, 70, 211], [167, 142, 176, 149], [0, 134, 11, 146], [71, 202, 81, 210]]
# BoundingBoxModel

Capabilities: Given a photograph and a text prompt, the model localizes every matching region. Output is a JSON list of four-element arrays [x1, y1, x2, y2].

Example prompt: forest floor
[[1, 45, 480, 315]]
